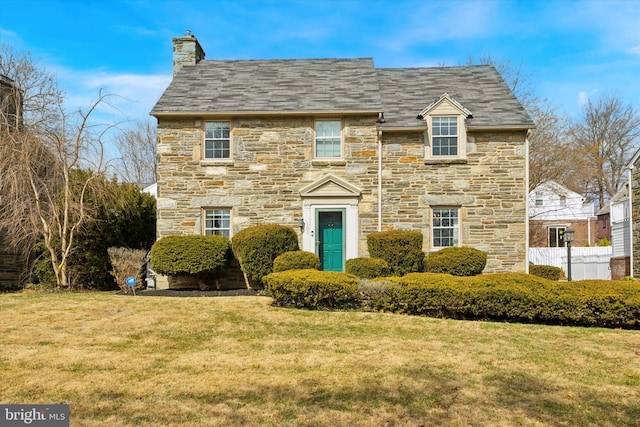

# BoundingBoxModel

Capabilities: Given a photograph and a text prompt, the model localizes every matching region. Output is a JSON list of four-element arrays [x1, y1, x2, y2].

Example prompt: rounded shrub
[[529, 265, 566, 281], [346, 257, 390, 279], [423, 246, 487, 276], [273, 251, 320, 273], [231, 224, 299, 286], [367, 230, 424, 276], [150, 235, 232, 288], [263, 269, 359, 310]]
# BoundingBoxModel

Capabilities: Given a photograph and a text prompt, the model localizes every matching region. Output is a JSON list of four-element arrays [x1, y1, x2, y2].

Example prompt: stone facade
[[156, 116, 528, 274]]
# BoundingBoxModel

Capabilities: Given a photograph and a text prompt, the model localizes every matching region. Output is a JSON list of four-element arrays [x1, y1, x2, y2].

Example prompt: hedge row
[[264, 270, 640, 328], [263, 269, 359, 310], [370, 273, 640, 328]]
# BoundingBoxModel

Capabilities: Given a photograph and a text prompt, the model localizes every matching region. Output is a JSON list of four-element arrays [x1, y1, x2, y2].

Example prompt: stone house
[[151, 33, 534, 284], [528, 181, 597, 247]]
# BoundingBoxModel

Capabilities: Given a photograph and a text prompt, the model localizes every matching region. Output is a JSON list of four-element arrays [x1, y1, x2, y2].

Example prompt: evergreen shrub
[[423, 246, 487, 276], [273, 251, 320, 273], [150, 235, 232, 289], [346, 257, 390, 279], [367, 230, 423, 276], [264, 269, 359, 310], [373, 273, 640, 328], [529, 265, 566, 281], [231, 225, 299, 286]]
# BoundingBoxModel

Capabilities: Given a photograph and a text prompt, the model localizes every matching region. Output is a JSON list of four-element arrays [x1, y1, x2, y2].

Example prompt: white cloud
[[578, 91, 589, 107], [51, 66, 171, 122], [628, 45, 640, 55]]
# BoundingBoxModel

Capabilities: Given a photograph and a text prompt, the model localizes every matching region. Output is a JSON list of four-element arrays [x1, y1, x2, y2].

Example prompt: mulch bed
[[135, 288, 260, 297]]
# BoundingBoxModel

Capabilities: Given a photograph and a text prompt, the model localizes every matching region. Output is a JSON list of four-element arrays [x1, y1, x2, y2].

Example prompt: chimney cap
[[184, 30, 193, 37]]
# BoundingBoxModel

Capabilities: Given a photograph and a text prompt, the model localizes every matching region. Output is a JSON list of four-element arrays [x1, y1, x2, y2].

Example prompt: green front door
[[317, 210, 345, 272]]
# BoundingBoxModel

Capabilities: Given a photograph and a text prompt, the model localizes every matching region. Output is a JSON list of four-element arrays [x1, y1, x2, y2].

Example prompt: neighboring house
[[142, 182, 157, 198], [608, 184, 630, 279], [595, 203, 611, 243], [529, 181, 596, 247], [0, 75, 25, 290], [150, 33, 534, 285], [627, 149, 640, 277]]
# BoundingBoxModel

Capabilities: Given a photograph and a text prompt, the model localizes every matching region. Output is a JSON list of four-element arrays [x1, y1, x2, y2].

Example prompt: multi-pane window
[[315, 120, 342, 158], [432, 117, 458, 156], [205, 121, 230, 159], [432, 208, 459, 247], [204, 209, 231, 238], [535, 191, 544, 206]]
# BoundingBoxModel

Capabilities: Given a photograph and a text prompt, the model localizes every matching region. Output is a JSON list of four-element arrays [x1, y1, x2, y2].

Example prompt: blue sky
[[1, 0, 639, 131]]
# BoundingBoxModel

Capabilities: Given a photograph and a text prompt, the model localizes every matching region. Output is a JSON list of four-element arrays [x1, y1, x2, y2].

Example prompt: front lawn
[[1, 292, 638, 426]]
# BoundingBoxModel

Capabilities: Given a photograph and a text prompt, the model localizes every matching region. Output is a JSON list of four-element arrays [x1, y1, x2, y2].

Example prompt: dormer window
[[432, 117, 458, 156], [420, 93, 470, 162]]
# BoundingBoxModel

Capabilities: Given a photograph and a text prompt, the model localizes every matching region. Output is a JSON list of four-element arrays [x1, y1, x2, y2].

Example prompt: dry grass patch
[[0, 292, 639, 426]]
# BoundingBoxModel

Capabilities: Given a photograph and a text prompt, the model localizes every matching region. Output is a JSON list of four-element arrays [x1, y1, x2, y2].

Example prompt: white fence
[[529, 247, 612, 280]]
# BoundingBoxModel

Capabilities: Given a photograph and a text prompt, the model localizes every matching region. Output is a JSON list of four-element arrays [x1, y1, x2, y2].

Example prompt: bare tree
[[1, 46, 114, 288], [114, 119, 157, 184], [465, 55, 575, 190], [570, 95, 640, 208]]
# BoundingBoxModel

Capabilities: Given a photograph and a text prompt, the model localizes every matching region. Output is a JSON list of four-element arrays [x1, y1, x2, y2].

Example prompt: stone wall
[[157, 115, 528, 274]]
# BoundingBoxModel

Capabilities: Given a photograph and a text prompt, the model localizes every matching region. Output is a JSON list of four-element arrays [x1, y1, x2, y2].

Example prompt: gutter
[[151, 110, 383, 118]]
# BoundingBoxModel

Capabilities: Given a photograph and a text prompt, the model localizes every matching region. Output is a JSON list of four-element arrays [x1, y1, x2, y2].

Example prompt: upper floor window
[[431, 117, 458, 156], [205, 121, 230, 159], [535, 191, 544, 206], [315, 120, 342, 158], [204, 208, 231, 238], [432, 207, 459, 248]]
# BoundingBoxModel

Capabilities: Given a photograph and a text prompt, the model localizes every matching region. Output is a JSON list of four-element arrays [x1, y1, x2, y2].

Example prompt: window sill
[[311, 159, 347, 166], [424, 158, 468, 165], [200, 159, 235, 166]]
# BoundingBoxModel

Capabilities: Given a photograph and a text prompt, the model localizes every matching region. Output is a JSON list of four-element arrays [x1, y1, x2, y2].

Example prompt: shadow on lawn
[[487, 370, 640, 427]]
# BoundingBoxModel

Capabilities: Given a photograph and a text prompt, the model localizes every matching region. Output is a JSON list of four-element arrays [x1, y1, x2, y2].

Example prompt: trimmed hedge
[[150, 235, 232, 288], [263, 269, 359, 310], [424, 246, 487, 276], [365, 273, 640, 328], [346, 257, 390, 279], [529, 265, 566, 281], [273, 251, 320, 273], [231, 225, 299, 286], [367, 230, 424, 276]]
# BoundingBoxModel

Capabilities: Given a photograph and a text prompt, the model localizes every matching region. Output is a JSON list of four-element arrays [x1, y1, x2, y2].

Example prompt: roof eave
[[466, 124, 535, 131], [151, 109, 383, 118]]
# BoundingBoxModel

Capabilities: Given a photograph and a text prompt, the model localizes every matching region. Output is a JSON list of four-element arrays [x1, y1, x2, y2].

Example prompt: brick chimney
[[172, 30, 205, 76]]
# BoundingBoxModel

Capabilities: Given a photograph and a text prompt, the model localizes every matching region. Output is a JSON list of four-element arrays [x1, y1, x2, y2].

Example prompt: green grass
[[0, 291, 639, 426]]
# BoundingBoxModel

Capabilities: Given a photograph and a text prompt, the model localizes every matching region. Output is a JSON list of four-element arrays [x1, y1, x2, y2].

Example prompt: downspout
[[378, 128, 383, 232], [525, 131, 531, 273], [628, 166, 634, 277]]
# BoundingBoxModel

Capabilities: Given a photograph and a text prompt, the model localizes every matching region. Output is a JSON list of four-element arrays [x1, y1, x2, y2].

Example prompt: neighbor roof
[[151, 59, 534, 129]]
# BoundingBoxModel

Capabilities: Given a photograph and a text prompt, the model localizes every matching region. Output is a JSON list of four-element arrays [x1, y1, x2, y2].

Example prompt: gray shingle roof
[[376, 65, 534, 128], [152, 59, 534, 129], [152, 58, 382, 114]]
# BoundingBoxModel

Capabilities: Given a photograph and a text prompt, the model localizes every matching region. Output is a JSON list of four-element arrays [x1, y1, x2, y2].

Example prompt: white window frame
[[425, 114, 467, 161], [203, 208, 231, 238], [535, 191, 544, 206], [431, 207, 460, 248], [548, 226, 566, 248], [204, 121, 231, 160], [314, 119, 343, 159], [431, 116, 458, 156]]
